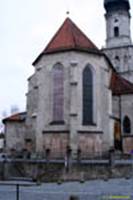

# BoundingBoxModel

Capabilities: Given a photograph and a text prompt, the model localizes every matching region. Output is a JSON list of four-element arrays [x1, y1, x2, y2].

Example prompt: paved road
[[0, 178, 132, 200]]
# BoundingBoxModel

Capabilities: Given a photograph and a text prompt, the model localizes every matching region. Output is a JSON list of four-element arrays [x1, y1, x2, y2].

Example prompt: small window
[[123, 116, 131, 134], [115, 56, 120, 61], [114, 27, 119, 37], [114, 19, 118, 23], [25, 139, 32, 143], [115, 56, 120, 71]]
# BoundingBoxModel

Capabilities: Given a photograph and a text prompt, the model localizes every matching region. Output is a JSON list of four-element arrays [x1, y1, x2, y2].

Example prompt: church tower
[[103, 0, 133, 82], [104, 0, 131, 47]]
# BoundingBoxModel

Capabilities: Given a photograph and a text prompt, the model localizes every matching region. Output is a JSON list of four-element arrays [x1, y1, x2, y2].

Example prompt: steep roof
[[33, 18, 99, 65], [110, 71, 133, 95], [3, 112, 26, 123], [44, 18, 98, 53]]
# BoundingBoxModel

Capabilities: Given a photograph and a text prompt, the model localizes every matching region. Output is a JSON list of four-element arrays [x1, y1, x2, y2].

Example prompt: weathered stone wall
[[112, 96, 120, 120], [3, 161, 133, 182], [112, 94, 133, 153], [26, 74, 38, 149], [78, 133, 103, 155], [121, 95, 133, 134], [121, 95, 133, 153], [123, 137, 133, 153], [5, 122, 26, 153], [28, 51, 113, 155], [103, 46, 133, 82], [42, 133, 69, 158], [4, 50, 114, 157]]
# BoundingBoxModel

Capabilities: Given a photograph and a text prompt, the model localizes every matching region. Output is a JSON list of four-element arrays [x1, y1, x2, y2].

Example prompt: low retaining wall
[[0, 158, 133, 182]]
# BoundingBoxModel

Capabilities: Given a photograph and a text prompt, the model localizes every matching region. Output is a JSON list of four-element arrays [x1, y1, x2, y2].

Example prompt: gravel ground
[[0, 178, 132, 200]]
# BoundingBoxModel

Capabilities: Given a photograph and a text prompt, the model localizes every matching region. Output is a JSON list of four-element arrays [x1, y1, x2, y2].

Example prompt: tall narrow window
[[52, 63, 64, 123], [83, 65, 93, 125], [115, 56, 120, 71], [114, 26, 119, 37], [123, 116, 131, 134]]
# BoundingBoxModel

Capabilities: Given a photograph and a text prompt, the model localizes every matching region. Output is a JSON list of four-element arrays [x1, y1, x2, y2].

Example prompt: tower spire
[[103, 0, 133, 82]]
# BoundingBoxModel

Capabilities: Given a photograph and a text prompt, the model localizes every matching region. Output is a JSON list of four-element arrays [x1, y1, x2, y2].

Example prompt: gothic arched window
[[83, 65, 93, 125], [123, 116, 131, 134], [52, 63, 64, 123], [114, 26, 119, 37]]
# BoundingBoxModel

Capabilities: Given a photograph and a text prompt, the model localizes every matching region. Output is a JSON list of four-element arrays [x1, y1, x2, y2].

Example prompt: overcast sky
[[0, 0, 133, 121]]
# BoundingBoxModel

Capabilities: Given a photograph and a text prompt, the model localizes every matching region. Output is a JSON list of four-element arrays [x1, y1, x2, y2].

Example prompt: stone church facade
[[3, 0, 133, 157]]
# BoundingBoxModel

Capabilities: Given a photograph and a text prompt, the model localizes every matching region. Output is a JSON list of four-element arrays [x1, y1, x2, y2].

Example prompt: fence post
[[2, 157, 8, 180], [46, 148, 50, 164], [77, 148, 81, 164], [16, 184, 19, 200], [109, 148, 115, 177], [66, 146, 72, 172], [130, 150, 133, 178], [69, 195, 79, 200]]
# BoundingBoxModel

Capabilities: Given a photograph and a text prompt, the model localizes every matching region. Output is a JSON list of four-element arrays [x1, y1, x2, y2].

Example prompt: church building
[[3, 0, 133, 158]]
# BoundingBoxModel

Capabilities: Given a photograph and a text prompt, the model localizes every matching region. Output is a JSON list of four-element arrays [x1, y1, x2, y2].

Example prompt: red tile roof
[[110, 71, 133, 95], [3, 112, 26, 123], [33, 18, 99, 65], [44, 18, 98, 53]]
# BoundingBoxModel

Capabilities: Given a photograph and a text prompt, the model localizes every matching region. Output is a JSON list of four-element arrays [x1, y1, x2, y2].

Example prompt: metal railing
[[0, 151, 133, 181]]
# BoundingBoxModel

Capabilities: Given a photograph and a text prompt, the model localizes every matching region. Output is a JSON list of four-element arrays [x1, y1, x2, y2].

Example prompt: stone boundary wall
[[0, 157, 133, 182]]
